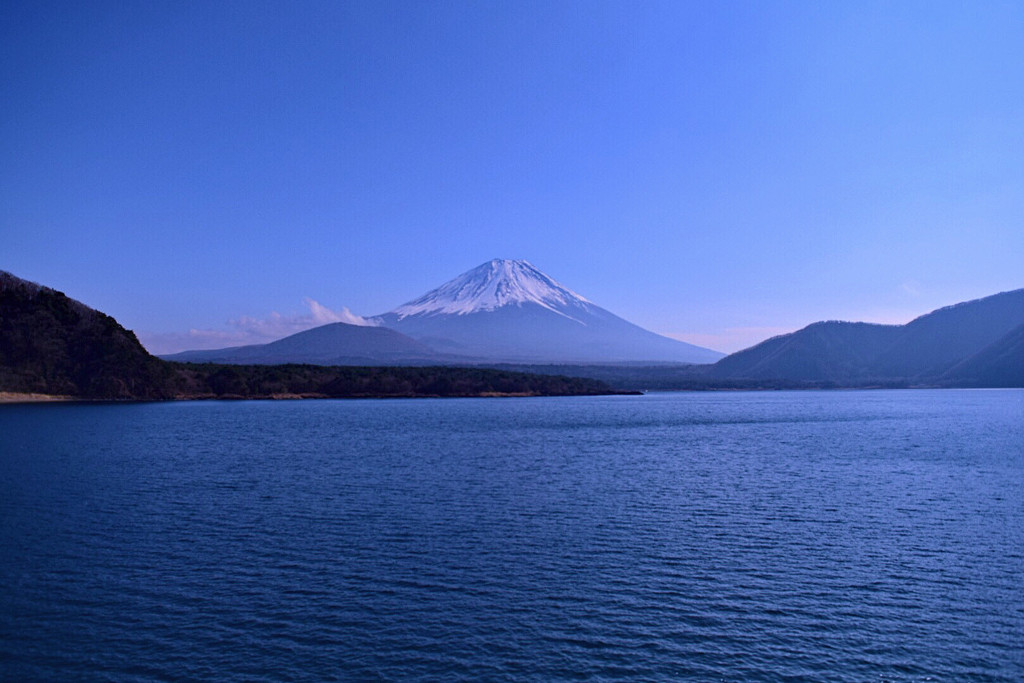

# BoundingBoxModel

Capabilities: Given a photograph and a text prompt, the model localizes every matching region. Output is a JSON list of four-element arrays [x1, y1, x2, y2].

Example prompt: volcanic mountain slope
[[711, 288, 1024, 384], [163, 322, 447, 365], [374, 259, 724, 364]]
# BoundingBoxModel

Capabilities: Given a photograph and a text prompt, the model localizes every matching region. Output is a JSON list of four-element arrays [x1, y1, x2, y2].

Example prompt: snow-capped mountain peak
[[389, 259, 591, 320], [376, 258, 725, 363]]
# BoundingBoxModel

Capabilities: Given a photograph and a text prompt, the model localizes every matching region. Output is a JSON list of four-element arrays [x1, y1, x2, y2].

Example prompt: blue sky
[[3, 1, 1023, 353]]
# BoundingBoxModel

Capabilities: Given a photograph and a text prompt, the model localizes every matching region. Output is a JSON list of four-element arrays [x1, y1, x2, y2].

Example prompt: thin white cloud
[[138, 299, 377, 355], [303, 298, 373, 327], [900, 280, 923, 297]]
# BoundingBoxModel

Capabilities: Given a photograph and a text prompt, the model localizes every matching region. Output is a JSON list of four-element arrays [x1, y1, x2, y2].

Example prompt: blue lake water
[[1, 390, 1022, 681]]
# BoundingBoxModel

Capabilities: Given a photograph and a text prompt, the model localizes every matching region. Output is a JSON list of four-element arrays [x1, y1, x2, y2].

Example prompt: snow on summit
[[390, 259, 592, 319]]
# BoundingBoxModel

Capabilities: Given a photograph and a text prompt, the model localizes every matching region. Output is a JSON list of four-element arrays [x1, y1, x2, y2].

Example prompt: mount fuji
[[374, 259, 723, 364]]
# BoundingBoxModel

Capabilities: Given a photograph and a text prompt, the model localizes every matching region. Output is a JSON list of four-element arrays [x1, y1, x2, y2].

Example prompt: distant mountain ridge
[[711, 288, 1024, 384], [870, 289, 1024, 379]]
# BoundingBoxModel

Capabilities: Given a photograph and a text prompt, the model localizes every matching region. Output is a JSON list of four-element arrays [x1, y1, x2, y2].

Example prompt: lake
[[1, 390, 1022, 681]]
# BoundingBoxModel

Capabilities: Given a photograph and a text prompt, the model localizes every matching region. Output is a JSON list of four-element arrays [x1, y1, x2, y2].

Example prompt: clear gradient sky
[[3, 1, 1023, 354]]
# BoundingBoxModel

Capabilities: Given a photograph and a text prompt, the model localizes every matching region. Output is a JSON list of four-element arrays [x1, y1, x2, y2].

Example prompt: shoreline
[[0, 390, 638, 404], [0, 392, 75, 403]]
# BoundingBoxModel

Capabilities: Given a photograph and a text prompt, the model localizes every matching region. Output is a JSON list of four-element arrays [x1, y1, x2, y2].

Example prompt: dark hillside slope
[[871, 289, 1024, 379], [711, 322, 903, 382], [943, 322, 1024, 387], [0, 271, 175, 398]]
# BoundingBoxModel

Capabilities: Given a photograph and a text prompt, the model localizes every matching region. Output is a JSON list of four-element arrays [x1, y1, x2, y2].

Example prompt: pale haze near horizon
[[2, 1, 1022, 354]]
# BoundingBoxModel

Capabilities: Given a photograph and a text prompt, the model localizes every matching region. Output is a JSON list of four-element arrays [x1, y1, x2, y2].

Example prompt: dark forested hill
[[0, 271, 176, 398], [0, 271, 622, 400]]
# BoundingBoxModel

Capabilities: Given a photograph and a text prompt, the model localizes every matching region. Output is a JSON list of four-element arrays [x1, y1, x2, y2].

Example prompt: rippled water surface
[[2, 390, 1023, 681]]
